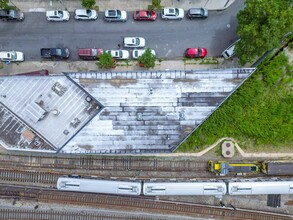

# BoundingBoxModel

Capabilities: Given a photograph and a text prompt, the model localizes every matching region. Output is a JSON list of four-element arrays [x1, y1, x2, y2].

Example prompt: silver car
[[74, 9, 98, 20], [161, 8, 184, 20], [132, 49, 156, 59], [123, 37, 145, 48], [106, 49, 129, 59], [46, 10, 70, 21], [0, 51, 24, 62]]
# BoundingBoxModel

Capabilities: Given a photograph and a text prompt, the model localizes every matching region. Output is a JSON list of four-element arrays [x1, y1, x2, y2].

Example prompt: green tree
[[236, 0, 293, 65], [138, 48, 156, 69], [148, 0, 162, 10], [81, 0, 96, 9], [0, 0, 10, 9], [97, 52, 115, 69]]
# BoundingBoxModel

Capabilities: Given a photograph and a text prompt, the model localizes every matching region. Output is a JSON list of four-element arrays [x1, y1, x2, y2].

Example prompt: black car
[[187, 8, 208, 19], [104, 9, 127, 22], [0, 9, 25, 21], [40, 48, 70, 59]]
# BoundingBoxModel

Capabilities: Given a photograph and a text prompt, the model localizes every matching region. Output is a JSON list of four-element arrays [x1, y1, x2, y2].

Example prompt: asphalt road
[[0, 1, 244, 61]]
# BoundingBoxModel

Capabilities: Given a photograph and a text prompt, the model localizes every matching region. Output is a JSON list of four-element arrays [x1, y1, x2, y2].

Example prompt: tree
[[138, 48, 156, 69], [97, 52, 115, 69], [0, 0, 11, 9], [148, 0, 162, 10], [236, 0, 293, 65], [81, 0, 96, 9]]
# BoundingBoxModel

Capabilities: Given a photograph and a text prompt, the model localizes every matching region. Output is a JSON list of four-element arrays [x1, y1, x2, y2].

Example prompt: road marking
[[165, 49, 172, 57], [29, 8, 46, 12]]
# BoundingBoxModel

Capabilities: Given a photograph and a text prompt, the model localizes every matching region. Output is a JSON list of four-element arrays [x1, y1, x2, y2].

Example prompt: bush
[[97, 52, 115, 69], [138, 48, 156, 69], [177, 52, 293, 152], [81, 0, 96, 9], [148, 0, 162, 10]]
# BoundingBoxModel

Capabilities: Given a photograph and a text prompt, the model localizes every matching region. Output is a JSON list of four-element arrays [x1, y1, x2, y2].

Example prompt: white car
[[74, 9, 98, 20], [161, 7, 184, 20], [132, 49, 156, 59], [46, 10, 70, 21], [0, 51, 24, 62], [123, 37, 145, 48], [106, 49, 129, 59]]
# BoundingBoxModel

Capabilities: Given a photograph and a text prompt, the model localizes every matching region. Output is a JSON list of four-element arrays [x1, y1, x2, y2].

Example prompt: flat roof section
[[63, 68, 255, 154], [0, 75, 103, 152], [0, 103, 55, 152]]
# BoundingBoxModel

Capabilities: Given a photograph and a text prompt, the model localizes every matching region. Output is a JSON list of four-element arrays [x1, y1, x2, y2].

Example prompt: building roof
[[0, 68, 255, 154], [62, 68, 255, 154], [0, 74, 103, 152]]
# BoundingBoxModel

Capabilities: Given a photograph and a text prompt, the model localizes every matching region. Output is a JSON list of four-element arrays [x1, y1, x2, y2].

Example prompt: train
[[208, 160, 293, 176], [57, 176, 293, 196]]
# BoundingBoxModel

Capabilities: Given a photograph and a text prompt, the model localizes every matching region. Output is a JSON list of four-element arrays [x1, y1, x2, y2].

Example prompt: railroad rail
[[0, 153, 208, 172], [0, 185, 291, 220], [0, 153, 270, 179], [0, 208, 165, 220], [0, 168, 59, 187]]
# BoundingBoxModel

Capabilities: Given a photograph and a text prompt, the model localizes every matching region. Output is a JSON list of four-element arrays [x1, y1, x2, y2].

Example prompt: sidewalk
[[13, 0, 235, 12], [0, 57, 238, 75]]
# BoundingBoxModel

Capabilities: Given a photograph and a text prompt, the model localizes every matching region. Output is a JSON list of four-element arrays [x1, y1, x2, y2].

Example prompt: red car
[[184, 48, 207, 58], [133, 10, 157, 21]]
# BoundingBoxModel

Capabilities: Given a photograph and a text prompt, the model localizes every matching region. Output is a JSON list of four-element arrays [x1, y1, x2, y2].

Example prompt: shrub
[[81, 0, 96, 9], [97, 52, 115, 69], [138, 48, 156, 69]]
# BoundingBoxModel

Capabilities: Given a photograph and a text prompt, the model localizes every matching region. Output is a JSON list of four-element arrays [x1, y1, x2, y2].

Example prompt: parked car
[[161, 8, 184, 20], [123, 37, 145, 48], [0, 51, 24, 62], [74, 9, 98, 20], [184, 48, 207, 58], [46, 10, 70, 21], [0, 9, 24, 21], [187, 8, 208, 19], [133, 10, 156, 21], [222, 39, 241, 59], [132, 49, 156, 59], [78, 48, 103, 60], [40, 48, 70, 59], [106, 49, 129, 59], [104, 9, 127, 22]]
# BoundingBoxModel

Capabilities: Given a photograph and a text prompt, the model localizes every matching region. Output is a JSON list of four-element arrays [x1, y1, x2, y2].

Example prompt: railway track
[[0, 168, 59, 187], [0, 153, 217, 180], [0, 153, 208, 172], [0, 208, 165, 220], [0, 185, 291, 220]]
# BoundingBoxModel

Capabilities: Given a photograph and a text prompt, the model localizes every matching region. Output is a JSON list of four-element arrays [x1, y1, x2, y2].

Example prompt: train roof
[[228, 179, 293, 195], [266, 162, 293, 175], [57, 177, 141, 195], [143, 182, 227, 196]]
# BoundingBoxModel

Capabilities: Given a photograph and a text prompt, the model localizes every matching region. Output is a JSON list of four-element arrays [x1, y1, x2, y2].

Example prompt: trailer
[[208, 160, 261, 176], [261, 161, 293, 175]]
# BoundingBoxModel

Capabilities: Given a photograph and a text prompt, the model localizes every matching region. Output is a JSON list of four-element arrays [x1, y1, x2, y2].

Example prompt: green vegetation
[[148, 0, 162, 10], [138, 48, 156, 69], [178, 50, 293, 152], [0, 0, 16, 10], [81, 0, 96, 9], [96, 52, 115, 69], [199, 58, 218, 65], [236, 0, 293, 65]]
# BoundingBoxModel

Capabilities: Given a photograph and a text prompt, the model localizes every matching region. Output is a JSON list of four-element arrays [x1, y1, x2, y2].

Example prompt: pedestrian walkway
[[12, 0, 235, 12]]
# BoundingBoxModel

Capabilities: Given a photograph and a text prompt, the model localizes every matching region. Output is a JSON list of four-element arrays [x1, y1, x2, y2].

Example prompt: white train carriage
[[143, 181, 227, 196], [228, 179, 293, 195], [57, 177, 142, 196]]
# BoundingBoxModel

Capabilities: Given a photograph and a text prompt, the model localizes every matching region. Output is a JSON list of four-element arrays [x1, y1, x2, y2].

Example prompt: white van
[[222, 39, 240, 59]]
